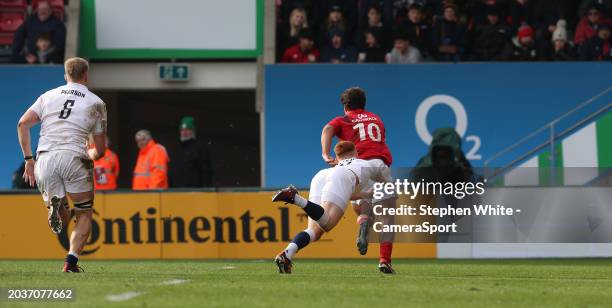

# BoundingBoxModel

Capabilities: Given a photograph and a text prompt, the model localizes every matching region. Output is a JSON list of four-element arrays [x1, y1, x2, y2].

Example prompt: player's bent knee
[[320, 202, 344, 232], [313, 218, 331, 233], [321, 225, 333, 232], [319, 220, 336, 233]]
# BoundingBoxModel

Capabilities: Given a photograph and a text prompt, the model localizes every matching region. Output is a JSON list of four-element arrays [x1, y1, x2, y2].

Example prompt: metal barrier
[[484, 85, 612, 184]]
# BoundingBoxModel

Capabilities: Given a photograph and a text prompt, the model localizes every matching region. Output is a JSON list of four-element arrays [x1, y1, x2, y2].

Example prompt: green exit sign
[[158, 63, 190, 81]]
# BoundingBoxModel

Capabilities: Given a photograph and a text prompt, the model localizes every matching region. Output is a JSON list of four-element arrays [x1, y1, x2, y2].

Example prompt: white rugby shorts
[[35, 150, 94, 203], [321, 167, 357, 211]]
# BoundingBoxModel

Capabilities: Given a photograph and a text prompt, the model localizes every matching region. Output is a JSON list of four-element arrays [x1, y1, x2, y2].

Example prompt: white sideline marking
[[221, 266, 236, 270], [106, 291, 143, 302], [161, 279, 190, 285]]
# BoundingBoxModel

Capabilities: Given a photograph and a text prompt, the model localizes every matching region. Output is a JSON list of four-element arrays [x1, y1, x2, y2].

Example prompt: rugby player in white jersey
[[17, 57, 107, 273], [271, 141, 392, 274]]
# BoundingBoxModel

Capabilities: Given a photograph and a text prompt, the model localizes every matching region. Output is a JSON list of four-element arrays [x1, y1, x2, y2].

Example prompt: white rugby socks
[[294, 194, 308, 208], [285, 229, 316, 260], [284, 243, 299, 259]]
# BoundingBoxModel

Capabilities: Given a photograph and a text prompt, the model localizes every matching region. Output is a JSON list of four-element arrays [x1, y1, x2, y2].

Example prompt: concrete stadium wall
[[88, 62, 257, 90]]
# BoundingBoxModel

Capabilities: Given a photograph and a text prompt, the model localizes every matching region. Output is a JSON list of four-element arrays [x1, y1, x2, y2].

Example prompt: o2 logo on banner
[[415, 94, 482, 160]]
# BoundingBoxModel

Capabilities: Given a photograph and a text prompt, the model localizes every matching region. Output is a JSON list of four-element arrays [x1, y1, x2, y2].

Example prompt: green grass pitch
[[1, 259, 612, 307]]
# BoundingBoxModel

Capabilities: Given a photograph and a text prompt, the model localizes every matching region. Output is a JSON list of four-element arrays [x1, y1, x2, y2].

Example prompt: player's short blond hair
[[64, 57, 89, 82], [334, 141, 357, 159]]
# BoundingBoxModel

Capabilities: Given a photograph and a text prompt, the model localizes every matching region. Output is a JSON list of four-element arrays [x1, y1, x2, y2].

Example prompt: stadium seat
[[32, 0, 64, 10], [0, 11, 23, 49], [0, 11, 22, 36], [0, 11, 23, 33], [0, 0, 27, 11], [0, 33, 12, 45]]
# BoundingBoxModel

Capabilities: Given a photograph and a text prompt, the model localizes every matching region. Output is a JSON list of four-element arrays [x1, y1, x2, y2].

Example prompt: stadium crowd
[[276, 0, 612, 63]]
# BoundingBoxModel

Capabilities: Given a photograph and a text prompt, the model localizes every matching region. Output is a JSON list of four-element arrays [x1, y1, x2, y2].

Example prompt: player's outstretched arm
[[321, 124, 336, 166], [17, 110, 40, 187]]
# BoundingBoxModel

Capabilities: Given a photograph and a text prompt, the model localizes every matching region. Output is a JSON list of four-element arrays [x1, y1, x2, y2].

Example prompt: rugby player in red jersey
[[321, 87, 392, 167], [321, 87, 396, 273], [273, 87, 396, 274], [313, 87, 396, 272]]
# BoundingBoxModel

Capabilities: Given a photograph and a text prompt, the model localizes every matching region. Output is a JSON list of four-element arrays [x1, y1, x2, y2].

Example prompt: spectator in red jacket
[[574, 4, 610, 45], [281, 29, 320, 63]]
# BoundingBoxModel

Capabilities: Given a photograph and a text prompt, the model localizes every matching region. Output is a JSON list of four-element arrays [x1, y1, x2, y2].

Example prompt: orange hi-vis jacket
[[132, 140, 169, 190], [93, 149, 120, 190]]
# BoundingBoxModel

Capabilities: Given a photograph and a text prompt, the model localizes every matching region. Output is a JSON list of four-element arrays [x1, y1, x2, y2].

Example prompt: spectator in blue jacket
[[320, 29, 358, 63], [11, 1, 66, 64]]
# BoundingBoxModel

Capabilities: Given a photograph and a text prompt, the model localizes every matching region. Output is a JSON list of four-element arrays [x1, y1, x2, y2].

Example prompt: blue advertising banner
[[264, 63, 612, 188], [0, 66, 65, 189]]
